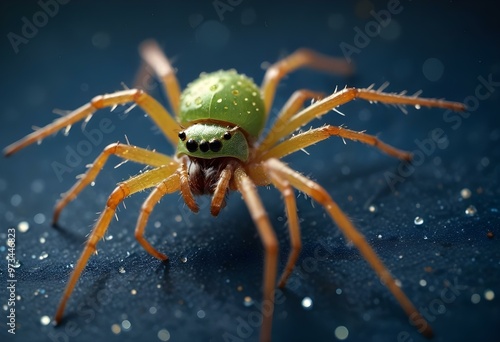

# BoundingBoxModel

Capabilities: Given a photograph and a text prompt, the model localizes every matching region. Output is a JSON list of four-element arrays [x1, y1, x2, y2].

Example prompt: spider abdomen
[[179, 70, 266, 139]]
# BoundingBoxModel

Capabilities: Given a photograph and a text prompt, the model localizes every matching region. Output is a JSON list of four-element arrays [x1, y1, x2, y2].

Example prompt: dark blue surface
[[1, 1, 499, 342]]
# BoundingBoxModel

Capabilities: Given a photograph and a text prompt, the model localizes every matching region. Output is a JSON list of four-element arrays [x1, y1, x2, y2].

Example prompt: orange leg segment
[[259, 124, 412, 162], [134, 173, 181, 261], [139, 39, 182, 116], [267, 169, 302, 288], [257, 89, 324, 155], [261, 48, 354, 113], [3, 89, 180, 157], [234, 167, 278, 342]]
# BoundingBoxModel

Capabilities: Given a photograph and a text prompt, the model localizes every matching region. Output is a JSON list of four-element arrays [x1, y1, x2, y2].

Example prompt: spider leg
[[178, 160, 199, 213], [259, 125, 411, 162], [53, 142, 178, 224], [210, 161, 237, 216], [135, 173, 181, 261], [257, 89, 324, 155], [267, 170, 301, 288], [262, 87, 465, 151], [139, 39, 181, 115], [261, 49, 354, 113], [264, 158, 434, 338], [54, 164, 177, 324], [3, 89, 180, 157], [233, 167, 278, 342]]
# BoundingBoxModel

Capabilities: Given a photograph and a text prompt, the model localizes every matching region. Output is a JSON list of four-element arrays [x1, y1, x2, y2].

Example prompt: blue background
[[0, 1, 499, 341]]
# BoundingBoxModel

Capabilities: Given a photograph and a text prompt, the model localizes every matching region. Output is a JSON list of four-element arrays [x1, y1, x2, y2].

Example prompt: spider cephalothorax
[[4, 40, 466, 341]]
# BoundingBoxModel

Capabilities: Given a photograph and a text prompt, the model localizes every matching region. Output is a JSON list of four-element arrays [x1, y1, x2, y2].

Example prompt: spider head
[[176, 124, 249, 161]]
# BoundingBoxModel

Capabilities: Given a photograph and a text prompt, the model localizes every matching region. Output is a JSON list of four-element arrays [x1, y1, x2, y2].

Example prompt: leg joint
[[104, 142, 121, 154], [107, 184, 130, 208]]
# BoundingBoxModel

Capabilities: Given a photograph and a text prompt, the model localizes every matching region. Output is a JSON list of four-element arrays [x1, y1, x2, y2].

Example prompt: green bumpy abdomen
[[179, 70, 266, 139]]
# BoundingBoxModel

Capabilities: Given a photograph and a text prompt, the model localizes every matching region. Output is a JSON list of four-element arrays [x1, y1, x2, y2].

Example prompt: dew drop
[[121, 319, 131, 330], [180, 256, 188, 263], [131, 289, 137, 295], [465, 205, 477, 216], [334, 325, 349, 340], [39, 251, 49, 260], [111, 324, 121, 334], [40, 315, 51, 325], [471, 293, 481, 304], [460, 188, 471, 199], [197, 310, 206, 318], [419, 279, 427, 287], [157, 329, 171, 341], [18, 221, 30, 233], [11, 194, 22, 207], [368, 205, 376, 213], [12, 260, 22, 268], [484, 289, 495, 301], [34, 213, 46, 224], [301, 297, 313, 309], [149, 306, 157, 314], [118, 266, 126, 274], [243, 296, 253, 307], [414, 216, 424, 225]]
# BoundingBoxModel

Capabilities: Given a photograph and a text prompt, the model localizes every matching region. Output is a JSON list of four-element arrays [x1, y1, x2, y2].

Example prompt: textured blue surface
[[1, 1, 499, 342]]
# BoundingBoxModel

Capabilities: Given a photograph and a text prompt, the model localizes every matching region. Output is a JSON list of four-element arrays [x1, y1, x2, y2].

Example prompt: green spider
[[4, 40, 465, 341]]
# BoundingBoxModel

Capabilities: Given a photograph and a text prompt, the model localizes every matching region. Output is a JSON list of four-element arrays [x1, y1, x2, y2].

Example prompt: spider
[[4, 40, 465, 341]]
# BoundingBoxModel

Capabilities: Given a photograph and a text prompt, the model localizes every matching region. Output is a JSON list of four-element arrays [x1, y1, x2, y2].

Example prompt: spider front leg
[[256, 89, 324, 155], [262, 86, 466, 150], [259, 125, 412, 162], [54, 164, 179, 324], [261, 49, 354, 113], [135, 173, 182, 261], [53, 142, 177, 224], [234, 167, 278, 342], [3, 89, 180, 157], [264, 158, 434, 338]]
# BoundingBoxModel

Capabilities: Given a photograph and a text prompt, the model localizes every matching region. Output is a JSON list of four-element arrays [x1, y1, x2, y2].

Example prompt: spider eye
[[186, 139, 198, 152], [223, 131, 231, 140], [178, 131, 186, 141], [209, 139, 222, 152], [199, 140, 210, 152]]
